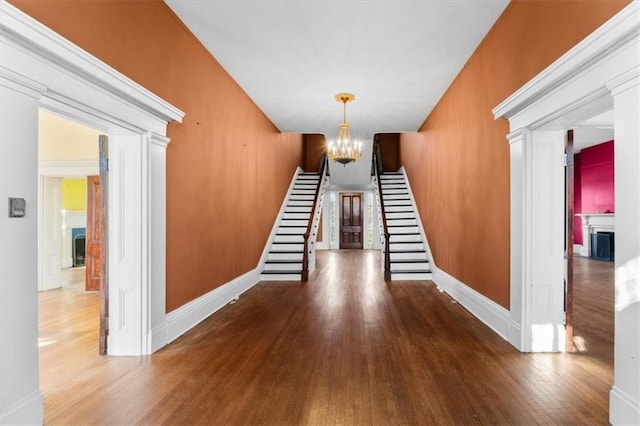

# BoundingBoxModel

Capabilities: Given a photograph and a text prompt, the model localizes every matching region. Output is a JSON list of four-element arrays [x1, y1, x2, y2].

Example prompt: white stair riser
[[386, 219, 416, 226], [386, 212, 414, 219], [283, 212, 310, 220], [388, 226, 420, 234], [388, 234, 422, 242], [388, 242, 424, 250], [274, 235, 304, 243], [285, 206, 312, 213], [278, 227, 306, 235], [264, 262, 302, 271], [291, 190, 317, 195], [281, 219, 308, 227], [390, 272, 432, 281], [288, 201, 313, 207], [383, 194, 411, 200], [390, 262, 430, 271], [385, 205, 414, 213], [261, 274, 302, 281], [271, 244, 304, 251], [389, 252, 428, 261], [269, 252, 304, 261], [384, 199, 412, 206]]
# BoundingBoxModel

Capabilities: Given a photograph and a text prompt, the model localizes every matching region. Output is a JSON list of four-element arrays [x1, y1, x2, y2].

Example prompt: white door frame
[[1, 3, 183, 422], [0, 1, 183, 355], [493, 3, 639, 424]]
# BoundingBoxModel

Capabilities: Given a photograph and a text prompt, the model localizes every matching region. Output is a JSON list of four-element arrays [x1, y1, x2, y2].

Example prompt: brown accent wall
[[10, 0, 304, 311], [400, 0, 630, 308], [304, 134, 326, 172], [377, 133, 400, 172]]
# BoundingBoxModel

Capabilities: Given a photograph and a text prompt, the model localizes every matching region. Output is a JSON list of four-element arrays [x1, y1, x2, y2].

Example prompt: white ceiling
[[165, 0, 510, 140], [574, 110, 614, 153]]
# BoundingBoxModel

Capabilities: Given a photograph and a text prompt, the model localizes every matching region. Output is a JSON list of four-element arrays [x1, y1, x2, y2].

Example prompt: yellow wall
[[62, 178, 87, 211]]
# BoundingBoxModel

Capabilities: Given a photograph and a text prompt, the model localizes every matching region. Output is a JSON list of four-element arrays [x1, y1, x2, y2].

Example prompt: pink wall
[[574, 140, 614, 245]]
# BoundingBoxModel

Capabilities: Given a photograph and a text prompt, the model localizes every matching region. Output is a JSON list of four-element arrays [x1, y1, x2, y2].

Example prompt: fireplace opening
[[591, 231, 614, 262]]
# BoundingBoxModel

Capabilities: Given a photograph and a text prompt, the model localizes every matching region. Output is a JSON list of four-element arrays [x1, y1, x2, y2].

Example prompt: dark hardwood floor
[[39, 252, 614, 425]]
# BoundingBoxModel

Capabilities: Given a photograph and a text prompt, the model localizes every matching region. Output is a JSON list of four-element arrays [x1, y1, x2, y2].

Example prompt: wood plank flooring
[[39, 253, 614, 425]]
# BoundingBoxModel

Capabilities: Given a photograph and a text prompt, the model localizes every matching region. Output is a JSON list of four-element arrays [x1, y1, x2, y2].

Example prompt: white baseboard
[[610, 385, 640, 425], [573, 244, 583, 255], [432, 266, 511, 341], [149, 322, 168, 354], [507, 321, 523, 351], [166, 268, 260, 344], [0, 390, 43, 425]]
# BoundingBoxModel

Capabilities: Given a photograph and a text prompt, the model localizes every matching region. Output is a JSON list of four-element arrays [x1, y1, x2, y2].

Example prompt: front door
[[340, 192, 363, 249]]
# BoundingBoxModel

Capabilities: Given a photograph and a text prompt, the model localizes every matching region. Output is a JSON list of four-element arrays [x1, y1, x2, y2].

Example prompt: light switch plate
[[8, 197, 26, 218]]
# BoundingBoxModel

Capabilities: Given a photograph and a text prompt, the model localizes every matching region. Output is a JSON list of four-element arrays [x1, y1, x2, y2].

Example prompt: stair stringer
[[256, 167, 305, 274], [399, 166, 435, 267]]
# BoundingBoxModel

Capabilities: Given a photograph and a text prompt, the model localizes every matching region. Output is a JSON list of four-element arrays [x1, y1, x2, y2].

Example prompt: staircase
[[379, 172, 432, 280], [261, 171, 324, 281]]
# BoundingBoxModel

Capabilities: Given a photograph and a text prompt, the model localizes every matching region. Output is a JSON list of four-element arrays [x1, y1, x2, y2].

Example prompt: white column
[[609, 74, 640, 425], [0, 75, 44, 424], [146, 132, 169, 354], [107, 133, 143, 355], [528, 130, 566, 352], [507, 130, 526, 350], [509, 129, 566, 353]]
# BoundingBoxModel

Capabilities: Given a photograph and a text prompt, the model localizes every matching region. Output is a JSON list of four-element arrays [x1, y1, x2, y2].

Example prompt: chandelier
[[326, 92, 362, 165]]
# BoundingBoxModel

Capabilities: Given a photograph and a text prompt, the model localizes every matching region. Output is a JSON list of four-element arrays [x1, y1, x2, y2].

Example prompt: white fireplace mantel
[[576, 213, 614, 257]]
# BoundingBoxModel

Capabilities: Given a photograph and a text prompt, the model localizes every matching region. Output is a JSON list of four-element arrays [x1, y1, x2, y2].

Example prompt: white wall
[[0, 73, 44, 425]]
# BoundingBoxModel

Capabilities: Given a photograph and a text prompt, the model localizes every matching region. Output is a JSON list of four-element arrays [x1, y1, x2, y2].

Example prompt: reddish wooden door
[[340, 193, 363, 249], [86, 135, 109, 355], [85, 175, 102, 292]]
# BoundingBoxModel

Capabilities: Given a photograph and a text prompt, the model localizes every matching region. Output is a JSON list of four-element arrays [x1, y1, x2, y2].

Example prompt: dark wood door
[[340, 193, 363, 249], [565, 129, 574, 352], [85, 175, 102, 292]]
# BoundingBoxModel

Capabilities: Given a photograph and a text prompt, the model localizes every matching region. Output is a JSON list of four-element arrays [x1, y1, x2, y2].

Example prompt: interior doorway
[[565, 126, 615, 364], [37, 109, 104, 359]]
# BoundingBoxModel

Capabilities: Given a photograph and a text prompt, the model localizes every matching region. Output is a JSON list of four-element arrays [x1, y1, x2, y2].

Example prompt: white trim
[[610, 386, 640, 425], [492, 2, 640, 121], [432, 266, 511, 342], [166, 269, 260, 343], [0, 390, 43, 425], [39, 160, 99, 177], [0, 3, 184, 124]]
